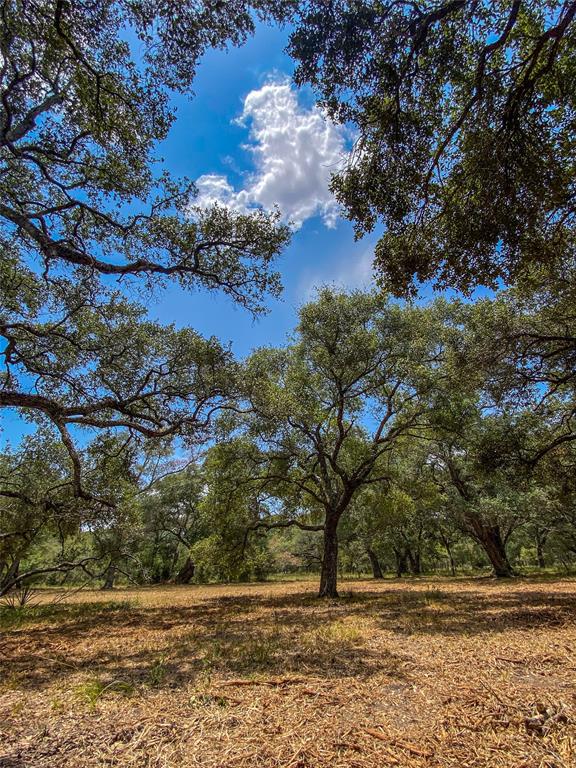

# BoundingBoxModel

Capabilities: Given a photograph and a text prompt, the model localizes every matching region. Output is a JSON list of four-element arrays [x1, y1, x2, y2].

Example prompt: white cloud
[[194, 174, 249, 213], [193, 79, 348, 229]]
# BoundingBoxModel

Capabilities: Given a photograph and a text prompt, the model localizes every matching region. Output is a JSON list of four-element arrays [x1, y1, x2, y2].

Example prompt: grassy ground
[[1, 578, 575, 767]]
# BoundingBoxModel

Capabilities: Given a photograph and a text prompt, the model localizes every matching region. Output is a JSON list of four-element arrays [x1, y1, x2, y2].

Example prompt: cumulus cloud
[[193, 174, 249, 213], [194, 80, 348, 229]]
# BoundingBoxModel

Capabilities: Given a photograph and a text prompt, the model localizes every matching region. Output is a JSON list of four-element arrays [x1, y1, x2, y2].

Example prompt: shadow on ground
[[1, 580, 575, 695]]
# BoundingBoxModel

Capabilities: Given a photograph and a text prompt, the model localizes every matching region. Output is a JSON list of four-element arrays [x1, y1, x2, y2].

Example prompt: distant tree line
[[3, 284, 576, 596]]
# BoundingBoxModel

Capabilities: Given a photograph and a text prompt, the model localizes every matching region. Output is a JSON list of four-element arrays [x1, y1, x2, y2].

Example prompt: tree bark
[[101, 563, 117, 590], [476, 526, 514, 577], [319, 521, 339, 598], [175, 555, 195, 584], [0, 558, 20, 594], [438, 532, 456, 576], [447, 548, 456, 577], [408, 549, 422, 575], [367, 547, 384, 579], [535, 531, 548, 568], [394, 548, 408, 577]]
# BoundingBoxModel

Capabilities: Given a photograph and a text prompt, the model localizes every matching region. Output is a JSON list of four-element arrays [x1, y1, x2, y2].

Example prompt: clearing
[[1, 578, 575, 767]]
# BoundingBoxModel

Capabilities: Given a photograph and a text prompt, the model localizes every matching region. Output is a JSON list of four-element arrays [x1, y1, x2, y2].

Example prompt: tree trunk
[[366, 547, 384, 579], [408, 549, 422, 575], [394, 548, 408, 578], [175, 555, 195, 584], [476, 526, 514, 577], [319, 522, 339, 598], [447, 549, 456, 577], [101, 563, 117, 590], [534, 530, 548, 569], [0, 558, 20, 595], [439, 532, 456, 576], [536, 540, 546, 569], [169, 544, 180, 580]]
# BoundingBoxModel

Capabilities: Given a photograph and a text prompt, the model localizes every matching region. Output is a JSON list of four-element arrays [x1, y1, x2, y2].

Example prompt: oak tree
[[235, 289, 449, 596], [1, 0, 290, 518]]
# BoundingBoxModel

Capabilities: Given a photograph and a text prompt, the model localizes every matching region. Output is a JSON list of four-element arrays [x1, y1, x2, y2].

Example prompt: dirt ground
[[0, 577, 575, 768]]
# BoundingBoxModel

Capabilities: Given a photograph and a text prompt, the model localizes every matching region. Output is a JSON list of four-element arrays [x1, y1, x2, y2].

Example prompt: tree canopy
[[1, 0, 291, 510], [2, 1, 576, 598], [287, 0, 576, 295], [221, 289, 455, 596]]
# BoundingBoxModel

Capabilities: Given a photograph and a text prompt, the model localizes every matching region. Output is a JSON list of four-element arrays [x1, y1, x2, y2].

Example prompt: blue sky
[[3, 19, 482, 447], [1, 20, 382, 448], [146, 21, 379, 357], [0, 19, 493, 448], [0, 19, 382, 445]]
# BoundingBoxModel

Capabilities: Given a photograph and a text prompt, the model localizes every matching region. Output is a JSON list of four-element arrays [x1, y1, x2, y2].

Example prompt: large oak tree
[[233, 289, 451, 596]]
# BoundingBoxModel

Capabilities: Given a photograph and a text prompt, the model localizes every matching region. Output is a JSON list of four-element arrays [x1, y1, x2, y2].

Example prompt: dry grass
[[1, 577, 575, 767]]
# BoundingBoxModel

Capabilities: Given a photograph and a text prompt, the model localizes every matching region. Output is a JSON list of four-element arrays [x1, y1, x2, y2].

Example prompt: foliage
[[286, 0, 576, 295], [219, 289, 457, 595], [0, 0, 291, 535], [0, 0, 295, 590]]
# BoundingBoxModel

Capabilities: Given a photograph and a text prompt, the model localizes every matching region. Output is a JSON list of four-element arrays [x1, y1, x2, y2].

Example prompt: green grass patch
[[75, 677, 136, 709]]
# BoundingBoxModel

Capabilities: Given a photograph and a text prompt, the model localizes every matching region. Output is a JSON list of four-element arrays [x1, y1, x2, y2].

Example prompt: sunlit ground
[[1, 577, 575, 767]]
